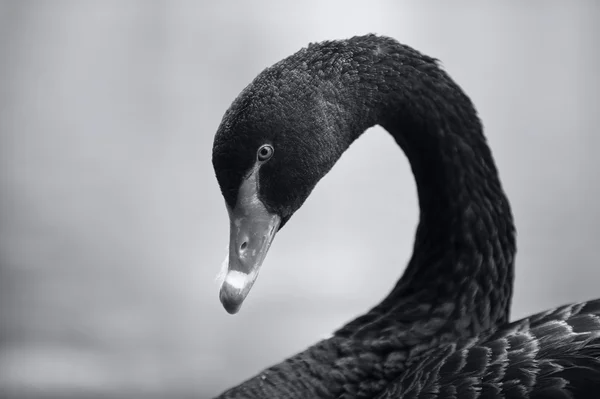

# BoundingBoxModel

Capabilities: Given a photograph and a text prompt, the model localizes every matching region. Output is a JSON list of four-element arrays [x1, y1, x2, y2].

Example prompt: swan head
[[211, 37, 382, 313]]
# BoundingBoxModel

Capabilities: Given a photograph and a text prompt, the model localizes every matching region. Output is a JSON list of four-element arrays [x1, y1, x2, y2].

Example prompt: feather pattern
[[378, 300, 600, 398]]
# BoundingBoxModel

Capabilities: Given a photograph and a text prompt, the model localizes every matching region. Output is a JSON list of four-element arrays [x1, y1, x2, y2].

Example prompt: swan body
[[211, 35, 600, 398], [380, 300, 600, 398]]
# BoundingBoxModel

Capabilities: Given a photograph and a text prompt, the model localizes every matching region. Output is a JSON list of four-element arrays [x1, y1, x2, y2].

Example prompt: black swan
[[211, 35, 600, 398]]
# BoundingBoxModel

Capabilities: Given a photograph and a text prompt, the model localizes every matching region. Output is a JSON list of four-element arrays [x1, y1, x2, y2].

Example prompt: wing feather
[[377, 299, 600, 398]]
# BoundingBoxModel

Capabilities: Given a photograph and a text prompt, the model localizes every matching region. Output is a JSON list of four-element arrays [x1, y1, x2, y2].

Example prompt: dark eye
[[257, 144, 274, 161]]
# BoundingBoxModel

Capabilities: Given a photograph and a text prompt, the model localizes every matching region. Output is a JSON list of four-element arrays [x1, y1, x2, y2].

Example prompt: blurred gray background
[[1, 1, 599, 398]]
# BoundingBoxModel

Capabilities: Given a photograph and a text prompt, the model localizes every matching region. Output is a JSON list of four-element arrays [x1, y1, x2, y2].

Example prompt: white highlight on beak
[[224, 270, 248, 291], [216, 251, 229, 285]]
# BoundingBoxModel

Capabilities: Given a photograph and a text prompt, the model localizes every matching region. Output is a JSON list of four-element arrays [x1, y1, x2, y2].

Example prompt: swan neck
[[337, 56, 516, 339]]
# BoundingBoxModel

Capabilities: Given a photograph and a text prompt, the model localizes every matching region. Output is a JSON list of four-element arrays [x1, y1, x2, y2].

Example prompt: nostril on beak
[[237, 234, 250, 257]]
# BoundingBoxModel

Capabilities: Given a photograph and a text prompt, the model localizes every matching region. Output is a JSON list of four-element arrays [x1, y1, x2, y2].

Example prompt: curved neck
[[336, 51, 516, 340]]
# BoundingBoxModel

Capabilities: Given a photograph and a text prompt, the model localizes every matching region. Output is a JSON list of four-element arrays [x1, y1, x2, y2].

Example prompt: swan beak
[[219, 169, 281, 314]]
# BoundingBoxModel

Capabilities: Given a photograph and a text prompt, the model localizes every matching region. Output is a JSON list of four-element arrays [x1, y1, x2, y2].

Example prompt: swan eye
[[257, 144, 274, 162]]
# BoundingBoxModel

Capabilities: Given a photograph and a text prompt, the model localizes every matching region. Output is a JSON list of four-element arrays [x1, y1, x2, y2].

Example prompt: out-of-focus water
[[0, 1, 599, 397]]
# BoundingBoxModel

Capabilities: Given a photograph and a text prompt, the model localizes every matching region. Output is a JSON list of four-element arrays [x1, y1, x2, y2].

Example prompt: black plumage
[[211, 35, 600, 398], [380, 300, 600, 398]]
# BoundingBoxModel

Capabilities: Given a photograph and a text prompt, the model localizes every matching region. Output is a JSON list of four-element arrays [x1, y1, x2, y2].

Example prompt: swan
[[211, 35, 600, 398]]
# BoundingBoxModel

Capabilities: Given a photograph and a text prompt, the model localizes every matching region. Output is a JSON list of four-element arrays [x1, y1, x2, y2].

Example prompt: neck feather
[[334, 47, 515, 341]]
